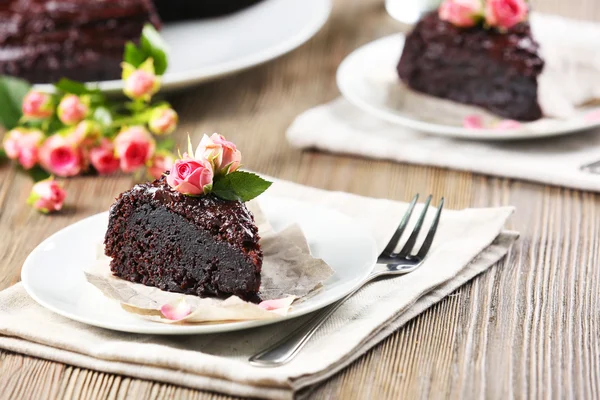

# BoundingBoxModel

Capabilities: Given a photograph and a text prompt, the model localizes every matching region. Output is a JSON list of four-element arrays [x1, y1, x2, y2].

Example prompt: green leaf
[[0, 148, 7, 165], [54, 78, 91, 95], [156, 137, 175, 152], [124, 42, 147, 68], [93, 106, 113, 127], [0, 75, 31, 129], [140, 24, 168, 75], [25, 165, 51, 182], [211, 171, 272, 202]]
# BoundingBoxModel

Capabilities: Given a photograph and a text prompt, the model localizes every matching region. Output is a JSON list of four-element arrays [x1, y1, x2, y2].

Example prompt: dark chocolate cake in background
[[153, 0, 263, 22], [104, 175, 263, 303], [0, 0, 264, 83], [397, 12, 544, 121], [0, 0, 160, 83]]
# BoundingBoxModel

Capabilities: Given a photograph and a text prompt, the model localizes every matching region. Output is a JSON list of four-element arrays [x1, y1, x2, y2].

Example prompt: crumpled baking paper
[[84, 200, 334, 324]]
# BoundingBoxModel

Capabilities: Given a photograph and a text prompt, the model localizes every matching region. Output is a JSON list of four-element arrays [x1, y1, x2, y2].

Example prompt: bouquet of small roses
[[0, 25, 178, 213]]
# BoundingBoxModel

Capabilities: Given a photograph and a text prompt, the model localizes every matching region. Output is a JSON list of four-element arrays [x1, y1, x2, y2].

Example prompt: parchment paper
[[84, 200, 334, 324]]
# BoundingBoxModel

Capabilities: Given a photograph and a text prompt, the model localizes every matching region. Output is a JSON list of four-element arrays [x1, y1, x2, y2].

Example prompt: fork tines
[[379, 194, 444, 262]]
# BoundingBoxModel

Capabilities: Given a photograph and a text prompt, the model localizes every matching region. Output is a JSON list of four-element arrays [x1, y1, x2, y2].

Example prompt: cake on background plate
[[0, 0, 160, 83], [397, 0, 545, 121]]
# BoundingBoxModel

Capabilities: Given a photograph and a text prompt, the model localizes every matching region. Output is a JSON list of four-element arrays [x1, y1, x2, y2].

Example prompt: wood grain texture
[[1, 0, 599, 399]]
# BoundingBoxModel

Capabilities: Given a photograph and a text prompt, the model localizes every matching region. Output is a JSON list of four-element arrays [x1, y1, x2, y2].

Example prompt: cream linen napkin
[[0, 179, 517, 399], [287, 14, 600, 193]]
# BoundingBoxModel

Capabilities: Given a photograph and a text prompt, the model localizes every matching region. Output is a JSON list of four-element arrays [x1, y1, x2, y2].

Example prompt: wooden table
[[1, 0, 599, 398]]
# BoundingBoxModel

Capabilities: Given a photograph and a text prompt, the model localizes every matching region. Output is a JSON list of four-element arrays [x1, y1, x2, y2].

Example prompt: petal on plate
[[160, 297, 192, 321], [463, 115, 483, 129], [258, 296, 296, 311]]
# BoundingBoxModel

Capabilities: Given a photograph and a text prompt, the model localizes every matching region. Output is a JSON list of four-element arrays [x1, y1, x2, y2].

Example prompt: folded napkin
[[287, 14, 600, 193], [287, 99, 600, 193], [0, 179, 517, 399]]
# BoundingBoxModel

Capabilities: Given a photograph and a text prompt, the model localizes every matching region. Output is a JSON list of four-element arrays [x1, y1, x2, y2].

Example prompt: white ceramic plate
[[35, 0, 331, 93], [337, 34, 600, 141], [21, 195, 378, 335]]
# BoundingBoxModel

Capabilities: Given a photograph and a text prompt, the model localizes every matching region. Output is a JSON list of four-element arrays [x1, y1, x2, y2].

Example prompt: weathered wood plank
[[1, 0, 600, 399]]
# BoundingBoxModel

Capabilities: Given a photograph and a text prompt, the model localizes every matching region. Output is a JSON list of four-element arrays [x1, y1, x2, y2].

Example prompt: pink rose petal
[[160, 297, 192, 321], [494, 119, 522, 130], [258, 296, 296, 311], [584, 109, 600, 123], [463, 115, 483, 129]]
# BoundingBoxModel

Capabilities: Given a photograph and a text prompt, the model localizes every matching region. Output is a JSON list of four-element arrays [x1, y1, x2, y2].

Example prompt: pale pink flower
[[17, 130, 45, 170], [485, 0, 528, 29], [166, 157, 214, 195], [148, 107, 178, 135], [89, 139, 120, 175], [3, 128, 26, 160], [22, 91, 54, 119], [439, 0, 483, 27], [114, 126, 156, 173], [57, 94, 88, 125], [122, 60, 160, 101], [27, 177, 66, 214], [194, 133, 242, 175], [463, 115, 484, 129], [148, 151, 175, 180], [70, 120, 101, 147], [2, 129, 44, 169], [39, 134, 83, 177], [160, 297, 192, 321]]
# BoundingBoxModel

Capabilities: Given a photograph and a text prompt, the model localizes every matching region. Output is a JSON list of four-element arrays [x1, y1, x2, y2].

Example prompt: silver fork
[[249, 193, 445, 367]]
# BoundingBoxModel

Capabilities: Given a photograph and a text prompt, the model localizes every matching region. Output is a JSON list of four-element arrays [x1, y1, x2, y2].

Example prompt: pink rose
[[114, 126, 156, 173], [57, 94, 88, 125], [70, 120, 101, 147], [89, 139, 120, 175], [17, 130, 45, 170], [39, 134, 83, 177], [484, 0, 528, 29], [195, 133, 242, 175], [3, 128, 25, 159], [166, 157, 214, 195], [22, 91, 54, 119], [148, 107, 178, 135], [439, 0, 483, 27], [27, 177, 66, 214], [123, 69, 160, 101], [2, 129, 44, 169], [148, 151, 175, 180]]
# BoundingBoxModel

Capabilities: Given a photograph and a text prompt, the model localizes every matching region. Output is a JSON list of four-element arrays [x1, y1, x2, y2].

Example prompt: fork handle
[[248, 272, 380, 367]]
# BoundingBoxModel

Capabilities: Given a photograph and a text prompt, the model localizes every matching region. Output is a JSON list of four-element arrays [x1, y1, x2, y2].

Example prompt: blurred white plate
[[36, 0, 331, 93], [337, 34, 600, 141], [21, 195, 378, 335]]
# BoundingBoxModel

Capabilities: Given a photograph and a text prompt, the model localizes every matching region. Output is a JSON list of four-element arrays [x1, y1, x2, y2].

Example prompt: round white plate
[[337, 34, 600, 141], [21, 195, 378, 335], [35, 0, 331, 93]]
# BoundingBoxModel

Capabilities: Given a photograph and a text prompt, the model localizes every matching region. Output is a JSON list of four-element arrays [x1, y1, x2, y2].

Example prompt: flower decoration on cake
[[0, 24, 177, 185], [166, 135, 271, 202], [439, 0, 528, 30]]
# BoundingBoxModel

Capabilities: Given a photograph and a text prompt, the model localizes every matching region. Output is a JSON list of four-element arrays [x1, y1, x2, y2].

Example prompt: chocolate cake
[[104, 175, 262, 302], [397, 12, 545, 121], [0, 0, 160, 83]]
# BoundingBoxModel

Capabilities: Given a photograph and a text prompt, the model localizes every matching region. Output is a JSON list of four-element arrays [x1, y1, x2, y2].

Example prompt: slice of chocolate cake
[[397, 11, 544, 121], [104, 175, 262, 302], [0, 0, 160, 83]]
